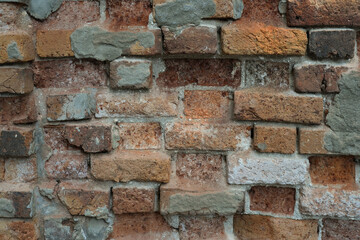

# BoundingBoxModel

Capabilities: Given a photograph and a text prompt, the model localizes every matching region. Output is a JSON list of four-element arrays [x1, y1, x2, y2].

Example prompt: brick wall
[[0, 0, 359, 239]]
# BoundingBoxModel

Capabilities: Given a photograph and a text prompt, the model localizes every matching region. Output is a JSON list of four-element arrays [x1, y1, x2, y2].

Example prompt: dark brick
[[0, 184, 33, 218], [0, 95, 37, 125], [322, 219, 360, 240], [0, 129, 33, 158]]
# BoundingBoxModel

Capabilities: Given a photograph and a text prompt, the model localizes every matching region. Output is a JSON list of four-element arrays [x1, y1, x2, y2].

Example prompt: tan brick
[[254, 126, 296, 154], [91, 150, 171, 183], [112, 187, 156, 214], [299, 128, 329, 154], [117, 122, 162, 150], [0, 32, 35, 64], [179, 216, 226, 240], [0, 220, 37, 240], [183, 91, 230, 119], [0, 95, 37, 125], [4, 157, 37, 183], [234, 215, 318, 240], [234, 91, 323, 124], [36, 30, 74, 58], [0, 183, 34, 218], [0, 68, 33, 94]]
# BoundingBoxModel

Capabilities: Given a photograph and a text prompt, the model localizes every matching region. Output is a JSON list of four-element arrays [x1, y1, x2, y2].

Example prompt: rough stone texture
[[0, 159, 4, 181], [179, 216, 226, 240], [64, 125, 112, 153], [0, 183, 33, 218], [163, 26, 218, 54], [43, 218, 72, 240], [96, 91, 178, 118], [228, 153, 309, 185], [0, 32, 35, 64], [0, 95, 37, 125], [322, 219, 360, 240], [183, 91, 230, 119], [300, 187, 360, 217], [0, 68, 33, 94], [46, 93, 95, 121], [33, 59, 107, 88], [234, 215, 318, 240], [299, 128, 329, 154], [36, 30, 74, 57], [109, 213, 178, 240], [109, 59, 152, 89], [112, 187, 156, 214], [0, 3, 32, 31], [4, 157, 37, 182], [0, 128, 34, 158], [249, 186, 296, 214], [308, 30, 356, 60], [156, 59, 242, 88], [45, 152, 88, 179], [294, 65, 348, 93], [117, 122, 162, 150], [309, 156, 355, 185], [71, 26, 161, 61], [244, 61, 290, 89], [91, 150, 171, 183], [287, 0, 360, 27], [222, 22, 307, 55], [253, 126, 296, 154], [325, 72, 360, 155], [165, 122, 251, 151], [0, 220, 37, 240], [234, 91, 323, 124]]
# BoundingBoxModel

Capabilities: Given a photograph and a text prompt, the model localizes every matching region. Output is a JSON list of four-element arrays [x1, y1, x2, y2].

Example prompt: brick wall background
[[0, 0, 359, 239]]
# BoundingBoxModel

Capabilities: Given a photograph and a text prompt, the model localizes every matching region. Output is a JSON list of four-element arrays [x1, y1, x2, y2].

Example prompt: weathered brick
[[241, 0, 283, 25], [109, 213, 178, 240], [287, 0, 360, 27], [46, 93, 95, 121], [322, 219, 360, 240], [234, 215, 318, 240], [109, 59, 152, 89], [212, 0, 243, 19], [0, 183, 33, 218], [294, 65, 348, 93], [156, 59, 242, 88], [4, 157, 37, 182], [228, 152, 309, 185], [299, 128, 329, 154], [0, 158, 4, 181], [0, 32, 35, 64], [309, 30, 356, 60], [222, 22, 307, 55], [0, 128, 34, 158], [165, 122, 251, 151], [234, 91, 323, 124], [0, 3, 31, 31], [249, 186, 296, 214], [112, 187, 156, 214], [96, 91, 178, 118], [0, 68, 33, 94], [117, 122, 162, 150], [254, 126, 296, 154], [0, 220, 37, 240], [33, 59, 107, 88], [43, 218, 73, 240], [58, 181, 110, 217], [91, 150, 171, 183], [36, 30, 74, 58], [183, 91, 230, 119], [0, 95, 37, 124], [244, 61, 290, 89], [309, 156, 355, 185], [179, 216, 226, 240], [163, 26, 217, 54], [43, 125, 75, 151], [64, 125, 112, 153]]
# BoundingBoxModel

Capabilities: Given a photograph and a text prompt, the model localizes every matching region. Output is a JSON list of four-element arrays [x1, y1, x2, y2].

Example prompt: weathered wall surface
[[0, 0, 359, 239]]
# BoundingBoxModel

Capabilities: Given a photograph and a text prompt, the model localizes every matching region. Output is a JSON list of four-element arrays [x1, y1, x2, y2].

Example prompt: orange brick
[[36, 30, 74, 57], [0, 32, 35, 64], [254, 126, 296, 154], [0, 220, 37, 239], [299, 128, 329, 154]]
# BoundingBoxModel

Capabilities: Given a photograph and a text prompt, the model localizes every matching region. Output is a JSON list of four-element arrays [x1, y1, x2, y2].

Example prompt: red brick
[[309, 156, 356, 186], [249, 186, 296, 215], [0, 128, 34, 158], [241, 0, 284, 25], [0, 220, 37, 240], [33, 59, 107, 88], [36, 30, 74, 58], [43, 125, 75, 151], [156, 59, 241, 88], [234, 91, 323, 124], [299, 128, 329, 154], [287, 0, 360, 27], [0, 68, 33, 94], [163, 26, 217, 54], [179, 216, 226, 240], [322, 219, 360, 240], [117, 122, 162, 150], [183, 91, 229, 119], [0, 183, 34, 218], [254, 126, 296, 154], [112, 187, 156, 214], [4, 157, 37, 182], [0, 95, 37, 124]]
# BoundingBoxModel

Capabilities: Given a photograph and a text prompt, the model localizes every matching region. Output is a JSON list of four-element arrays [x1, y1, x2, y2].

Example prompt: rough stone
[[4, 157, 37, 182], [109, 59, 152, 89], [322, 219, 360, 240], [0, 220, 37, 239], [299, 128, 329, 154], [0, 183, 33, 218], [27, 0, 64, 20], [0, 129, 34, 158], [112, 187, 156, 214], [308, 30, 356, 60], [165, 122, 251, 151], [0, 95, 37, 124], [234, 215, 318, 240], [0, 159, 4, 181], [234, 91, 323, 124], [36, 30, 74, 57], [44, 218, 72, 240], [228, 152, 309, 185], [179, 216, 226, 240], [73, 217, 111, 240], [91, 150, 171, 183], [0, 32, 35, 64], [0, 68, 33, 94]]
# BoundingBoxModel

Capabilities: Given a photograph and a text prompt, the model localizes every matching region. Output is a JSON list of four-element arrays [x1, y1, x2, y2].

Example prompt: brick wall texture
[[0, 0, 359, 239]]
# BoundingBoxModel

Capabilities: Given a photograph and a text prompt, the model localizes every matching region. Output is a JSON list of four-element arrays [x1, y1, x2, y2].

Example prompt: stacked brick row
[[0, 0, 359, 239]]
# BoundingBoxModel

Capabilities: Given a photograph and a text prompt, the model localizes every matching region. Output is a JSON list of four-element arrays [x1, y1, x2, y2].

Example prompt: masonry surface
[[0, 0, 359, 239]]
